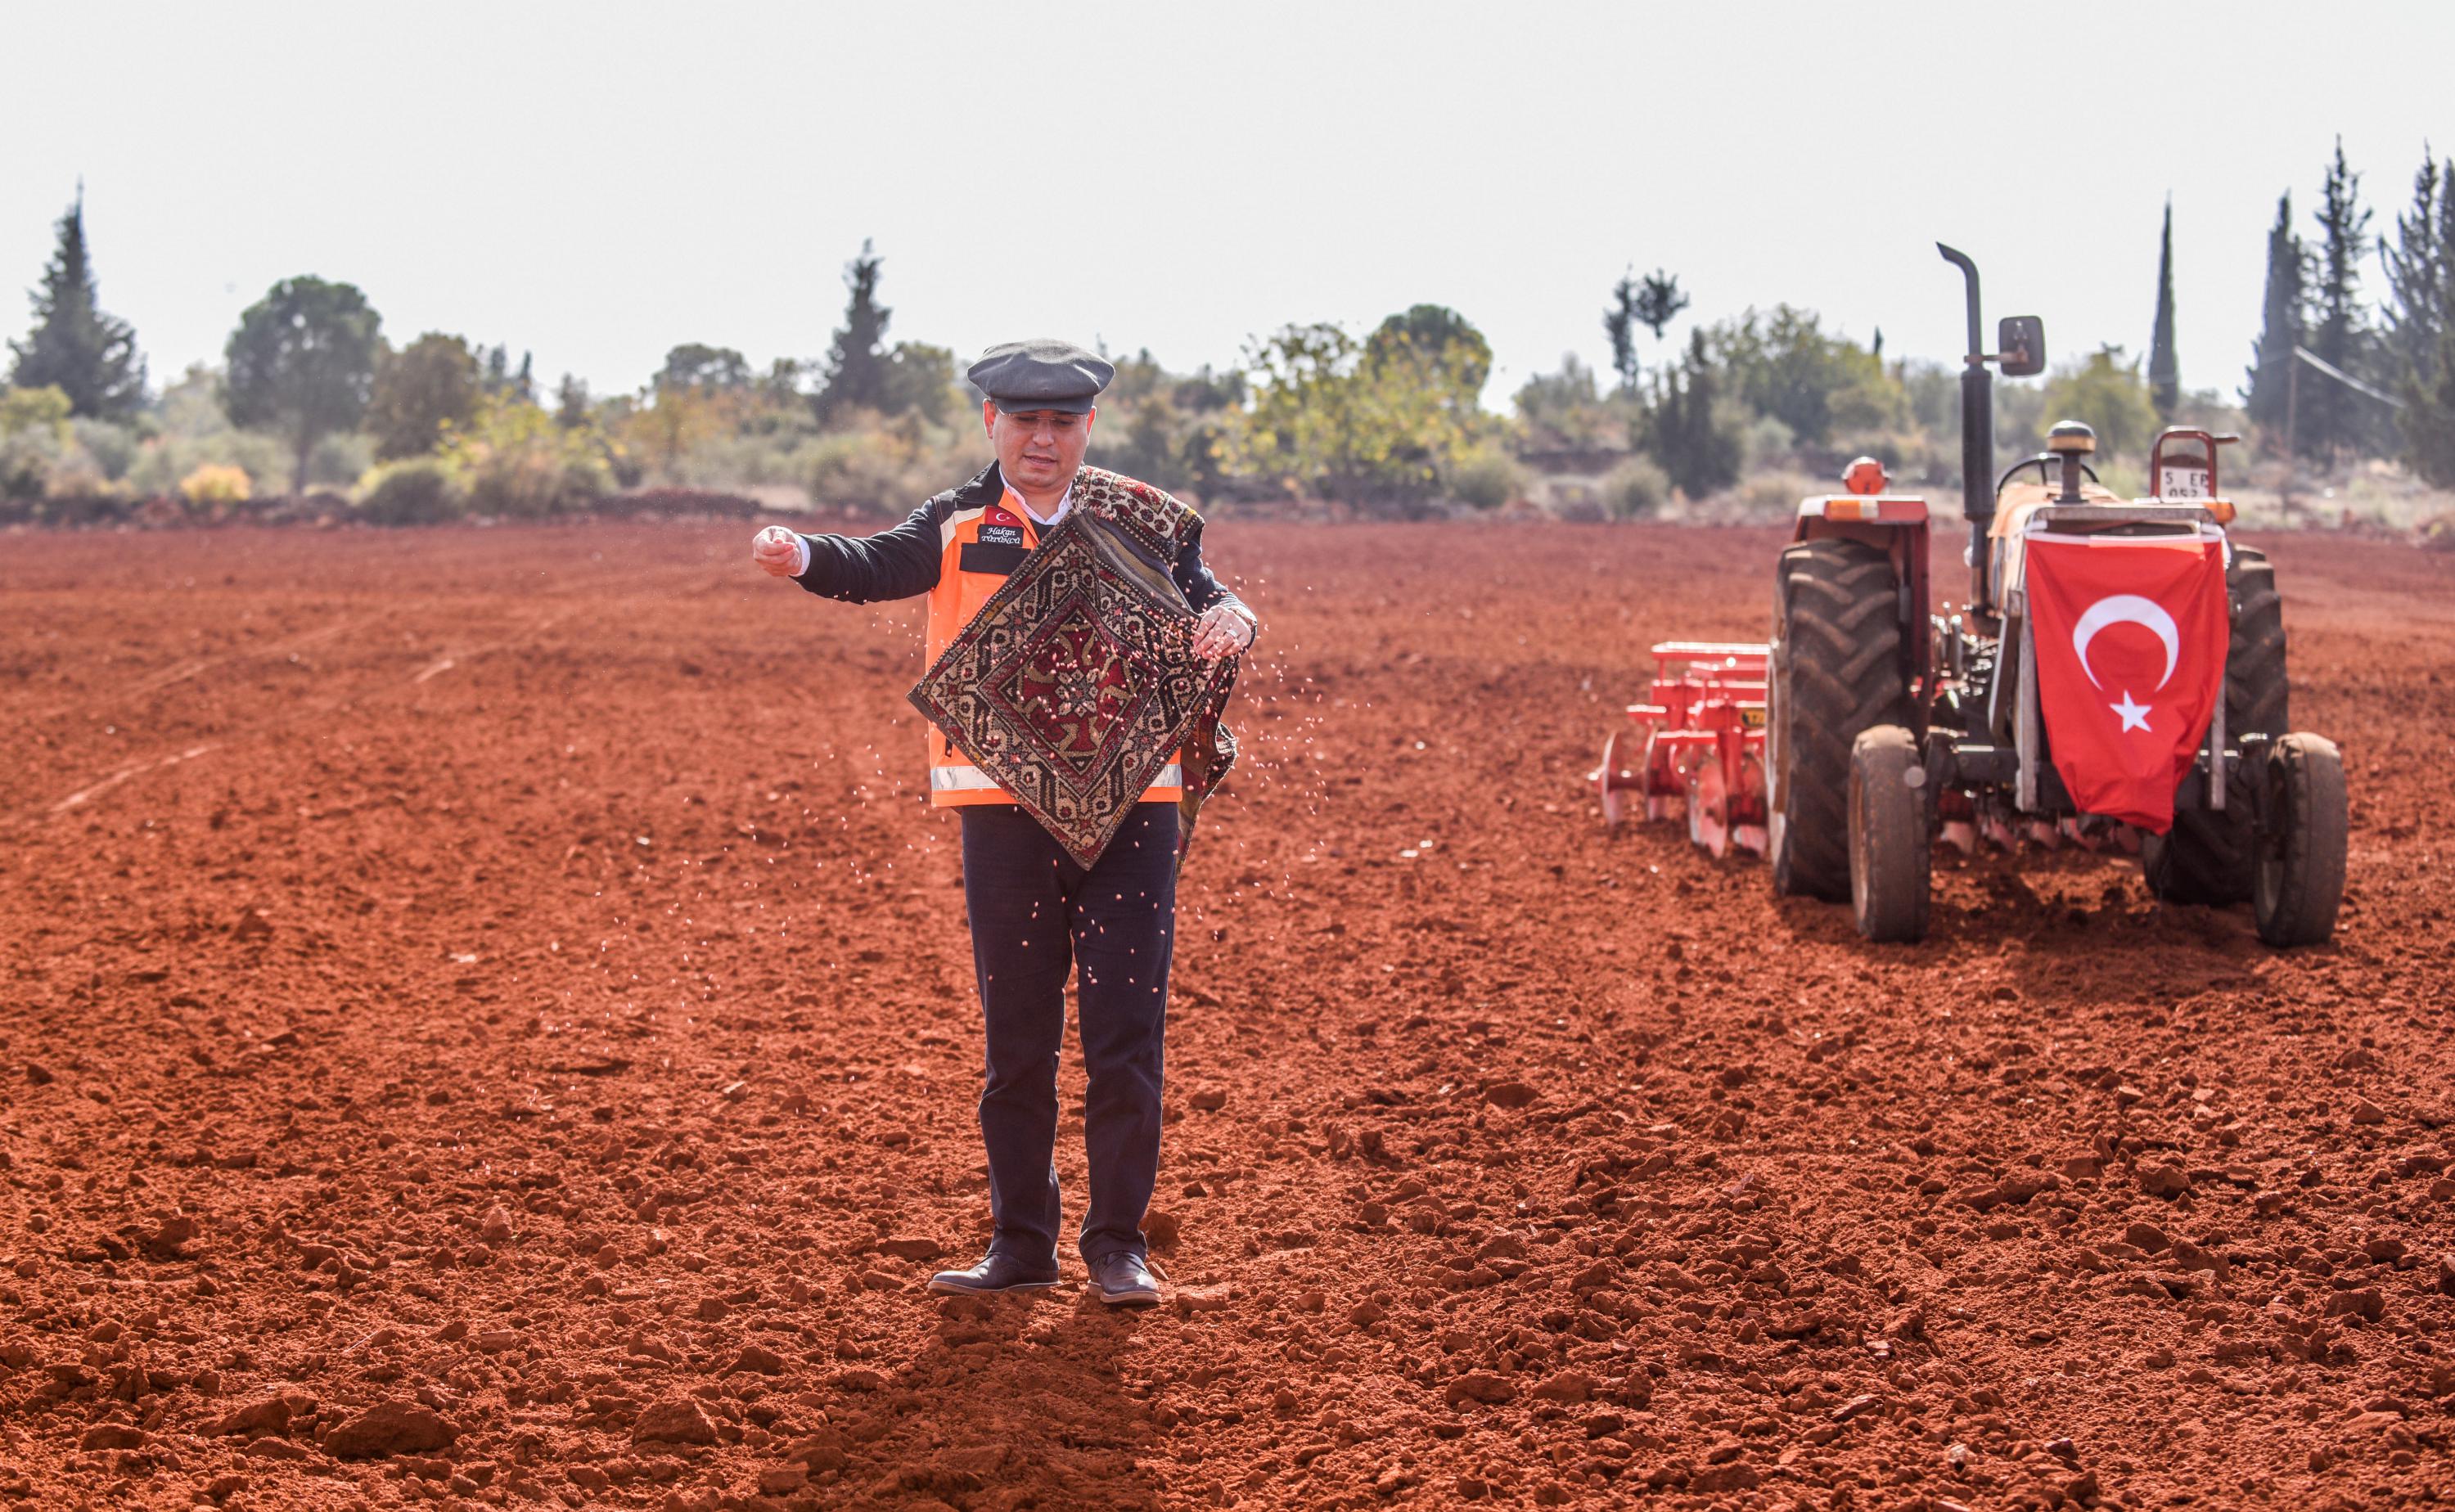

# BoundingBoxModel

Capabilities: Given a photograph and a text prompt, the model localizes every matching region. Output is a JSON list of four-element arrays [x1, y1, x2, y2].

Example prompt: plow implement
[[1593, 641, 1768, 857]]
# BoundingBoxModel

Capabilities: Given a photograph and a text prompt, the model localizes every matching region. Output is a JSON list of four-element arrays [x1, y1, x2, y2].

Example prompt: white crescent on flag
[[2070, 594, 2182, 691]]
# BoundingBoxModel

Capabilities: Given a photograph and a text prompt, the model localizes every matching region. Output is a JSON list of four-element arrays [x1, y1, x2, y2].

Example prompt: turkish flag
[[2022, 533, 2228, 833]]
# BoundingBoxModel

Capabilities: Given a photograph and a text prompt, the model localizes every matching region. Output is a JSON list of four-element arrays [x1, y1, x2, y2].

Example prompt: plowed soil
[[4, 520, 2453, 1512]]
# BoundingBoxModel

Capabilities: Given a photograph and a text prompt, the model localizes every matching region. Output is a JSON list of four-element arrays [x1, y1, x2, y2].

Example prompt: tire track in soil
[[9, 554, 738, 827]]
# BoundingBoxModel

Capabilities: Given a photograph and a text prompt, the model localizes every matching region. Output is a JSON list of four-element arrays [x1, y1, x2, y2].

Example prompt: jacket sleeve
[[1173, 522, 1256, 635], [793, 502, 944, 603]]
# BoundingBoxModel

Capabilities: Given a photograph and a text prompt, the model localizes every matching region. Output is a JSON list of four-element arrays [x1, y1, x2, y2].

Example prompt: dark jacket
[[794, 462, 1245, 617]]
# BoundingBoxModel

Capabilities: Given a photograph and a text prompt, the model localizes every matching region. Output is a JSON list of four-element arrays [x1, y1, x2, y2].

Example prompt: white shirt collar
[[1002, 477, 1072, 527]]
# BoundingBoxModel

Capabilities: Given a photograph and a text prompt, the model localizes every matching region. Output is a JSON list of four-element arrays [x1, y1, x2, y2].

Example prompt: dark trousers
[[959, 803, 1177, 1267]]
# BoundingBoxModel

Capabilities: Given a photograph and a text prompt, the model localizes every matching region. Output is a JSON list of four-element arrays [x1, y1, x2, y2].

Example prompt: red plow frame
[[1594, 641, 1770, 857]]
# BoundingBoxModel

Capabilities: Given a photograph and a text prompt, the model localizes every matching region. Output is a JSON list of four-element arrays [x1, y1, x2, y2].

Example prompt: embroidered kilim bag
[[908, 470, 1239, 871]]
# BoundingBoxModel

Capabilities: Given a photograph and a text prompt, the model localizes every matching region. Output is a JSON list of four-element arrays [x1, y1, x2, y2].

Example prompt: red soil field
[[3, 520, 2453, 1512]]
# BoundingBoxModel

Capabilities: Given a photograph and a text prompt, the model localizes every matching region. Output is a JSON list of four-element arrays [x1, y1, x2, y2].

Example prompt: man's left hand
[[1190, 604, 1255, 663]]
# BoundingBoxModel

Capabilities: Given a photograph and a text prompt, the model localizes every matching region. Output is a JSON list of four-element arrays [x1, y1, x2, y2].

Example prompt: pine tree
[[2394, 148, 2455, 484], [2147, 198, 2180, 422], [2304, 138, 2375, 457], [8, 187, 146, 419], [1633, 270, 1688, 344], [2382, 151, 2446, 394], [2407, 320, 2455, 487], [2243, 191, 2305, 441], [1603, 271, 1641, 394], [813, 240, 890, 426]]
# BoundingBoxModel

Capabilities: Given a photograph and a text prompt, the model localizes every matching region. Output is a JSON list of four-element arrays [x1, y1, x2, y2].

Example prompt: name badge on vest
[[979, 505, 1025, 548]]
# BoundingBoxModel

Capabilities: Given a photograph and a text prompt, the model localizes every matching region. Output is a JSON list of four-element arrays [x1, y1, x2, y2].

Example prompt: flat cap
[[967, 339, 1114, 415]]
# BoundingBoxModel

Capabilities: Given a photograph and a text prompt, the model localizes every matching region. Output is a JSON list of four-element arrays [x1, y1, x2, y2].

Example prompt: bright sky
[[9, 2, 2451, 409]]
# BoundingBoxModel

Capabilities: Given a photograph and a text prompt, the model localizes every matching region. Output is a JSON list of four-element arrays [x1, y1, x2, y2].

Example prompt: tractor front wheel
[[1849, 725, 1931, 943], [2142, 545, 2287, 904], [2252, 732, 2347, 948]]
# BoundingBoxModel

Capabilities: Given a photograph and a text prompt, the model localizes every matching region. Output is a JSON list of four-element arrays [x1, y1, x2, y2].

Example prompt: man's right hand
[[751, 525, 806, 578]]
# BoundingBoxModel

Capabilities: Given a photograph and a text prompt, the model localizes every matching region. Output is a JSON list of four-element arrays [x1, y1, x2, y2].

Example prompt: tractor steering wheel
[[1996, 454, 2100, 497]]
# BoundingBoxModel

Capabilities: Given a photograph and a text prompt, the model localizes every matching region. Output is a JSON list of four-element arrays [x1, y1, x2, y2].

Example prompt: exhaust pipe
[[1936, 244, 1994, 617]]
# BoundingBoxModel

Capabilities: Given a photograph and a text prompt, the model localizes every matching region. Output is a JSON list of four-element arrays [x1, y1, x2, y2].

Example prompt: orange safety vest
[[923, 486, 1185, 808]]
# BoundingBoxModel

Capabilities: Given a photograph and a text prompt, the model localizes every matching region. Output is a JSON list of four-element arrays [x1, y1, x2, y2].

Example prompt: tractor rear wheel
[[2253, 732, 2347, 947], [1769, 539, 1912, 900], [2141, 546, 2289, 904], [1849, 725, 1931, 943]]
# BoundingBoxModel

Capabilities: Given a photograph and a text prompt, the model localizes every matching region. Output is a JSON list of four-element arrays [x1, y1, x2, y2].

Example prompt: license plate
[[2159, 466, 2210, 500]]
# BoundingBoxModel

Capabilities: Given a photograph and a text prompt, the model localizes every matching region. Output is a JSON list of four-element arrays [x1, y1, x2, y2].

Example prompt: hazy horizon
[[10, 2, 2453, 410]]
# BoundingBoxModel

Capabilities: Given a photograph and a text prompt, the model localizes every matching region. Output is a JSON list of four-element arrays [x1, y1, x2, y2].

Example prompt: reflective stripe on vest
[[931, 763, 1181, 794]]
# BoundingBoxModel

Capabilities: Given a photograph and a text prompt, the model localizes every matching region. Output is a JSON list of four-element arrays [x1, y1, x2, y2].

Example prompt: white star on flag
[[2110, 690, 2152, 732]]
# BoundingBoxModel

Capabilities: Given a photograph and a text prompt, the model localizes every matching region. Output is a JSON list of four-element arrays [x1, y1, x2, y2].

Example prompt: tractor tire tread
[[2254, 732, 2347, 947], [1849, 724, 1931, 943], [1771, 539, 1911, 901], [2142, 546, 2290, 906]]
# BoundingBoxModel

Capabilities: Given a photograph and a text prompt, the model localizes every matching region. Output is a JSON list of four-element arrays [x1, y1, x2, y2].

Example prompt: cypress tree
[[2147, 199, 2180, 422], [1647, 330, 1738, 497], [813, 240, 890, 426], [2243, 191, 2305, 442], [2406, 321, 2455, 488], [8, 187, 146, 419], [2304, 139, 2374, 458], [554, 373, 591, 430], [2395, 150, 2455, 484], [2382, 151, 2446, 398]]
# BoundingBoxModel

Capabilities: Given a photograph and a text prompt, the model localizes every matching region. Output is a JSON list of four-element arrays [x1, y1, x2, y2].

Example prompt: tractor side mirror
[[1998, 316, 2045, 377]]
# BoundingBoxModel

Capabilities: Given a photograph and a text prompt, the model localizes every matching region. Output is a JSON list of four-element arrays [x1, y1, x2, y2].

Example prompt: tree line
[[2243, 138, 2455, 484], [8, 145, 2454, 526]]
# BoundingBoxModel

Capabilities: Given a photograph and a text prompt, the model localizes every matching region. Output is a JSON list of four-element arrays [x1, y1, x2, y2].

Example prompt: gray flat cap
[[967, 339, 1114, 414]]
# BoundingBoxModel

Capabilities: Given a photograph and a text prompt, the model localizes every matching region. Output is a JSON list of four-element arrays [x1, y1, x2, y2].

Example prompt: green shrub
[[124, 428, 292, 499], [358, 458, 466, 525], [179, 463, 252, 504], [308, 432, 375, 491], [1602, 456, 1670, 519], [1737, 472, 1813, 520], [808, 431, 911, 512], [1741, 412, 1797, 474], [805, 417, 980, 515], [0, 428, 61, 502], [2043, 346, 2160, 461], [464, 448, 610, 518], [439, 397, 615, 517], [70, 418, 142, 481], [1444, 443, 1525, 510]]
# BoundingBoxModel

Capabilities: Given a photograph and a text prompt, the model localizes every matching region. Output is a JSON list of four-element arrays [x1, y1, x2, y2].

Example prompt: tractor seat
[[1991, 478, 2131, 601]]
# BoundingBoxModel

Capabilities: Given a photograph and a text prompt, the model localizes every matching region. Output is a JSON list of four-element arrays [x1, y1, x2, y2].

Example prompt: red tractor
[[1603, 245, 2349, 949], [1772, 245, 2345, 946]]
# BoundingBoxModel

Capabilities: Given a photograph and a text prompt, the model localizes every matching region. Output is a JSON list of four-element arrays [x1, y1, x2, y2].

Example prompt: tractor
[[1759, 245, 2347, 946]]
